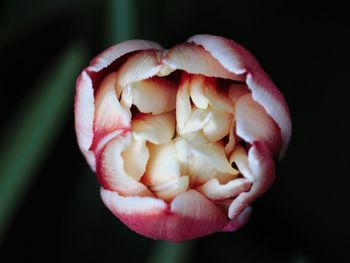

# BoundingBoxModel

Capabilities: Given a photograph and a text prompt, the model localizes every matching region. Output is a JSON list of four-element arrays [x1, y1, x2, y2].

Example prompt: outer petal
[[228, 142, 275, 219], [221, 206, 252, 232], [188, 34, 291, 158], [91, 72, 131, 152], [75, 71, 96, 170], [101, 188, 228, 242], [235, 93, 281, 157], [162, 43, 244, 81], [75, 40, 162, 170], [88, 40, 162, 72]]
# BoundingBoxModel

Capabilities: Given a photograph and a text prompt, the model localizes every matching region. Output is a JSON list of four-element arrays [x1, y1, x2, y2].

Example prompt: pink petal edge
[[235, 93, 282, 157], [89, 40, 162, 72], [228, 142, 275, 219], [100, 188, 229, 242], [75, 40, 162, 170], [75, 71, 96, 170], [187, 34, 291, 158], [221, 206, 252, 232]]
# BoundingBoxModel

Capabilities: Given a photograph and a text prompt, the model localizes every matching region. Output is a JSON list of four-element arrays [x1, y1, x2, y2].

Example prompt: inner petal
[[144, 142, 181, 186], [197, 178, 252, 200], [131, 77, 177, 114], [203, 110, 233, 141], [100, 49, 265, 207], [115, 50, 161, 97], [132, 111, 176, 144], [122, 139, 149, 181], [175, 133, 239, 186], [189, 75, 234, 113], [94, 72, 131, 137]]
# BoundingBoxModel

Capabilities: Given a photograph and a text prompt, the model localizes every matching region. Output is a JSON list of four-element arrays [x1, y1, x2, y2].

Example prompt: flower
[[75, 34, 291, 242]]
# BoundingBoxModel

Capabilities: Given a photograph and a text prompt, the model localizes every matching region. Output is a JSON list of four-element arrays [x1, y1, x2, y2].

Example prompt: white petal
[[175, 133, 239, 185], [75, 71, 95, 170], [224, 120, 236, 155], [94, 72, 131, 143], [144, 142, 181, 186], [189, 75, 234, 113], [189, 134, 238, 174], [131, 77, 177, 114], [203, 111, 233, 141], [89, 39, 162, 72], [178, 108, 212, 135], [229, 145, 254, 181], [150, 176, 189, 202], [115, 50, 161, 97], [176, 76, 192, 131], [132, 111, 176, 144], [121, 139, 149, 181], [197, 178, 251, 200], [99, 133, 152, 196], [228, 143, 275, 219], [163, 43, 243, 80], [235, 93, 281, 156]]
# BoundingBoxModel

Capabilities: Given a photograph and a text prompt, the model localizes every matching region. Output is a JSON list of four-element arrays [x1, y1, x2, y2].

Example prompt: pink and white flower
[[75, 34, 291, 242]]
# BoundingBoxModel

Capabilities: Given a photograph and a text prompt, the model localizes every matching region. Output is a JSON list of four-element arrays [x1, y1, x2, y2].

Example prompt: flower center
[[95, 50, 254, 202], [118, 70, 253, 201]]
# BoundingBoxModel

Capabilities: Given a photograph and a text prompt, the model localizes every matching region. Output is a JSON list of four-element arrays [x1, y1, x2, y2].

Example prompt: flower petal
[[221, 206, 252, 232], [150, 176, 189, 202], [75, 71, 96, 170], [163, 43, 243, 80], [100, 187, 169, 237], [187, 133, 238, 175], [246, 73, 292, 158], [144, 142, 180, 186], [229, 145, 254, 181], [224, 120, 236, 155], [228, 83, 250, 103], [97, 133, 152, 196], [131, 77, 177, 114], [101, 188, 228, 242], [235, 93, 281, 156], [228, 142, 275, 219], [76, 40, 159, 167], [187, 34, 251, 75], [203, 111, 233, 141], [115, 50, 162, 97], [197, 178, 251, 200], [188, 34, 291, 158], [169, 190, 228, 240], [92, 72, 131, 150], [175, 134, 238, 186], [132, 111, 176, 144], [88, 39, 162, 72], [121, 139, 149, 181], [189, 75, 234, 113], [175, 75, 192, 132]]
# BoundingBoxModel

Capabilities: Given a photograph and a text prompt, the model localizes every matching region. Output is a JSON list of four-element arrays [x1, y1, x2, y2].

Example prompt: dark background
[[1, 0, 349, 262]]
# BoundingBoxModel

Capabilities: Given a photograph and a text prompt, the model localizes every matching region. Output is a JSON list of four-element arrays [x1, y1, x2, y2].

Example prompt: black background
[[1, 0, 349, 262]]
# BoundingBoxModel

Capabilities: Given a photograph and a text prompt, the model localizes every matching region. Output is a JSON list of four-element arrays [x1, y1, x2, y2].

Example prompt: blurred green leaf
[[148, 241, 194, 263], [105, 0, 137, 44], [0, 42, 88, 240]]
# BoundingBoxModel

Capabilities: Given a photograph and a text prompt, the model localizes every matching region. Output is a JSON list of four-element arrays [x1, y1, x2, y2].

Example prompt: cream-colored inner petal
[[96, 53, 258, 202]]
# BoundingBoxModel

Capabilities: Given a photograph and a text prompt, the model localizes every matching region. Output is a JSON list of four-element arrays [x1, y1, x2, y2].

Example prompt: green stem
[[105, 0, 137, 44]]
